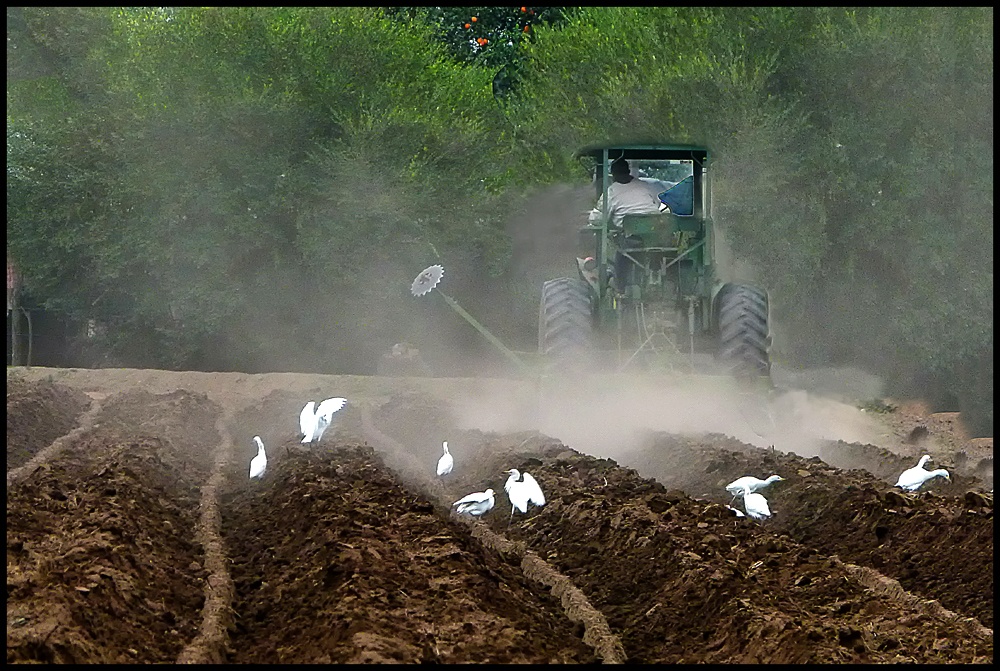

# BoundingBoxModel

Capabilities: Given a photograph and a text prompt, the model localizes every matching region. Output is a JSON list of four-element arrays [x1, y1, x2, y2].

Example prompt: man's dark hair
[[610, 157, 633, 184]]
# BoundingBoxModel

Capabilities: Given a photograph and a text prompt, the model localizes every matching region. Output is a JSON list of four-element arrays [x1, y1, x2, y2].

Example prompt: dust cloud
[[425, 179, 894, 463], [277, 180, 598, 380], [436, 178, 893, 462], [356, 180, 597, 380], [447, 367, 889, 465]]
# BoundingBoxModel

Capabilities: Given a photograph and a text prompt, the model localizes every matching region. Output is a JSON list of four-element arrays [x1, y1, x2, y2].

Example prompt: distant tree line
[[6, 7, 993, 433]]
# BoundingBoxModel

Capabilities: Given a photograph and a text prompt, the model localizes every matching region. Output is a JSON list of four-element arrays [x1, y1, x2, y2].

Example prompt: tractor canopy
[[577, 144, 710, 221], [575, 143, 709, 163]]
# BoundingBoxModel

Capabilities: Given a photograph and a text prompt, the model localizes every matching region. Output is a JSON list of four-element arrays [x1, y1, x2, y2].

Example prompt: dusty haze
[[448, 367, 888, 466]]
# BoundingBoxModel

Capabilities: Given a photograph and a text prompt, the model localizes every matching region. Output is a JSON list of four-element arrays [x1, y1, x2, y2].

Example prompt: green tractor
[[538, 144, 771, 382]]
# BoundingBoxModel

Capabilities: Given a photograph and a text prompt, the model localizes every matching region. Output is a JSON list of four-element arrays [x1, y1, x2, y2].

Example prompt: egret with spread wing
[[299, 397, 347, 444], [453, 488, 495, 517], [313, 397, 347, 443]]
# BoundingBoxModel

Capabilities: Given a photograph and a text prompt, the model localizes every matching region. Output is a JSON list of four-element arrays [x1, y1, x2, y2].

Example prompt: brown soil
[[6, 367, 994, 664], [863, 399, 994, 491], [6, 375, 90, 471], [7, 388, 216, 663]]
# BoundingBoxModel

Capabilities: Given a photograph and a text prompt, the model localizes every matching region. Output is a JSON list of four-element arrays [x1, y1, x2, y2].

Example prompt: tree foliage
[[387, 6, 564, 69], [9, 7, 515, 371], [6, 7, 993, 431]]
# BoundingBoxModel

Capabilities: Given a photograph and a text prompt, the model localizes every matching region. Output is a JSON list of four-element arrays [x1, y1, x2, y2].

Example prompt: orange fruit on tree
[[464, 23, 470, 29], [471, 16, 477, 22]]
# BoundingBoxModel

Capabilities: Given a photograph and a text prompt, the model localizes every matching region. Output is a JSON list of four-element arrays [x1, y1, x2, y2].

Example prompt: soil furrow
[[218, 441, 594, 663], [621, 431, 993, 627], [7, 389, 217, 663], [7, 397, 103, 488], [360, 406, 627, 663], [176, 409, 237, 664], [833, 559, 992, 641], [468, 434, 991, 662], [6, 375, 91, 472], [214, 392, 594, 663], [6, 371, 993, 665]]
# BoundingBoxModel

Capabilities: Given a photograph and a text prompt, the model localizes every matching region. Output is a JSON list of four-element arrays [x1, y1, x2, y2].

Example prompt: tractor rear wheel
[[717, 283, 771, 378], [538, 277, 593, 374]]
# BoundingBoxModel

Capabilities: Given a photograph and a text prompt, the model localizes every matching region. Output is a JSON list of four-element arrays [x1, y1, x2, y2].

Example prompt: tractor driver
[[590, 157, 665, 228]]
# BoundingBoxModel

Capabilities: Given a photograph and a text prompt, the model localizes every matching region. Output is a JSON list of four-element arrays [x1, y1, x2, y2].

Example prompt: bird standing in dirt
[[895, 454, 950, 491], [249, 436, 267, 480], [453, 488, 495, 517], [437, 441, 454, 476], [504, 468, 546, 526], [725, 474, 784, 503], [740, 485, 771, 520]]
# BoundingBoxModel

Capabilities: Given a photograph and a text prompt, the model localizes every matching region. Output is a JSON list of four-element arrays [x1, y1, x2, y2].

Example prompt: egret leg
[[508, 505, 515, 529]]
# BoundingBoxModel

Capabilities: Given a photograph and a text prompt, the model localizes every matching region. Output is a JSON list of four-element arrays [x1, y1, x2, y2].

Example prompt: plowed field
[[7, 368, 993, 664]]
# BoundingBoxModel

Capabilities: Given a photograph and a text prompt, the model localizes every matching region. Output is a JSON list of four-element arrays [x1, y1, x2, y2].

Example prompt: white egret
[[453, 488, 495, 517], [313, 397, 347, 442], [724, 504, 746, 518], [299, 401, 318, 443], [725, 474, 784, 503], [436, 441, 454, 476], [741, 485, 771, 521], [504, 468, 546, 526], [895, 454, 950, 491], [249, 436, 267, 480], [299, 397, 347, 444]]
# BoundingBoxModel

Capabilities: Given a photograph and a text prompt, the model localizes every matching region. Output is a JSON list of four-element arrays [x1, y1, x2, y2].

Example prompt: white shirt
[[593, 178, 665, 227]]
